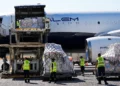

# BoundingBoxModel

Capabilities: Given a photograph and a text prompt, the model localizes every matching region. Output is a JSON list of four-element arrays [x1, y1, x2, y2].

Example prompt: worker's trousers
[[97, 67, 107, 84], [81, 66, 85, 75], [24, 70, 30, 83], [49, 72, 57, 82]]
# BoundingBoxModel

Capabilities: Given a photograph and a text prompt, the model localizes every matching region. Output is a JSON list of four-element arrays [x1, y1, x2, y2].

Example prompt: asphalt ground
[[0, 64, 120, 86]]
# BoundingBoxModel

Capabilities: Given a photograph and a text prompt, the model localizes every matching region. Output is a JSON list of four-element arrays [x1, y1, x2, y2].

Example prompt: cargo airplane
[[1, 12, 120, 51]]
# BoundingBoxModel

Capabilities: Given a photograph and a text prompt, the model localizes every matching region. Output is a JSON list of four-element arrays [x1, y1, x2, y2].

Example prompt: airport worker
[[80, 56, 85, 76], [49, 58, 57, 83], [16, 19, 20, 28], [23, 57, 30, 83], [95, 53, 108, 85], [2, 58, 10, 71]]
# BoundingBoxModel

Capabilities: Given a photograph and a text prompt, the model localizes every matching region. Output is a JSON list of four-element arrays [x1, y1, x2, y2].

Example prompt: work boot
[[98, 80, 101, 84], [49, 78, 51, 83], [82, 73, 84, 76], [25, 80, 27, 83], [54, 80, 57, 83], [81, 73, 84, 76], [98, 82, 101, 84], [104, 77, 108, 85], [105, 82, 108, 85], [28, 79, 30, 83]]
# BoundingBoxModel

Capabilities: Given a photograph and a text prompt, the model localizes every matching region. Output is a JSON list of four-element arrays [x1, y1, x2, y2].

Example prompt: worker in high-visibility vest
[[23, 58, 30, 83], [95, 53, 108, 85], [80, 56, 85, 76], [16, 20, 20, 28], [49, 58, 57, 83]]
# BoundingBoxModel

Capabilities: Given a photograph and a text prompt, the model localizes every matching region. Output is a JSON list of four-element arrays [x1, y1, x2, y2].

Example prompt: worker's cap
[[24, 57, 28, 59], [98, 53, 101, 56], [80, 56, 83, 58], [51, 58, 55, 60]]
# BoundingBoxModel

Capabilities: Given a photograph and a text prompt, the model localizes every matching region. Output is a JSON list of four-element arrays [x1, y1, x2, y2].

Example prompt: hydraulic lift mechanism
[[0, 4, 50, 77]]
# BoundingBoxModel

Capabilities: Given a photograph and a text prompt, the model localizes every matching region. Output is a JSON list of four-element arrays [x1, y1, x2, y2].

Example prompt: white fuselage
[[1, 12, 120, 36], [1, 12, 120, 49]]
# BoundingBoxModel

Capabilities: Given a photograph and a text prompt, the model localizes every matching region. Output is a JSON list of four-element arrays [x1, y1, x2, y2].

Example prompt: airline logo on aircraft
[[50, 17, 79, 25], [50, 17, 79, 22]]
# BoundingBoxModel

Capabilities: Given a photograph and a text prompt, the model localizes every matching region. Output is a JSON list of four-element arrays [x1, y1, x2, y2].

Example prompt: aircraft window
[[98, 21, 100, 24]]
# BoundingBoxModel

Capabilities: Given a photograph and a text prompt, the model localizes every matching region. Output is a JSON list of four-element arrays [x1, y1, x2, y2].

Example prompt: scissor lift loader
[[1, 4, 50, 78]]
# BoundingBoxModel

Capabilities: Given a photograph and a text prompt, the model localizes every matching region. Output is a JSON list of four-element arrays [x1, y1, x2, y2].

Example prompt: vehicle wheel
[[91, 62, 94, 65], [118, 76, 120, 79], [42, 77, 48, 81], [67, 77, 72, 80], [1, 63, 10, 71]]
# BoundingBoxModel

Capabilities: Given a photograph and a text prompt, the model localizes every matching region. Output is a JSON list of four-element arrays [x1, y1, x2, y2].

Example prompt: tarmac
[[0, 64, 120, 86]]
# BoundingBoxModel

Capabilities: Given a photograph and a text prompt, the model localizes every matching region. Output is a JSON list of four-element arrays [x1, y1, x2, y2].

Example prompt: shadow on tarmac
[[12, 78, 42, 84], [107, 78, 120, 81], [43, 78, 85, 85], [27, 82, 38, 84], [12, 77, 42, 81]]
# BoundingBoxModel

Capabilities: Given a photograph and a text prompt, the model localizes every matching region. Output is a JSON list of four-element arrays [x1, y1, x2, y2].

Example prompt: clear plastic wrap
[[19, 17, 45, 28], [43, 43, 74, 74], [102, 43, 120, 73]]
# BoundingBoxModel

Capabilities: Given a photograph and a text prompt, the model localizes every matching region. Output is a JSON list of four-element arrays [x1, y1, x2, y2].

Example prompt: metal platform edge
[[0, 43, 45, 48]]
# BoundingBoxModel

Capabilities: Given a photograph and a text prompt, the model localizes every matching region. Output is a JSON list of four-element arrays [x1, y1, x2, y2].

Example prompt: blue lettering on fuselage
[[50, 17, 79, 22], [50, 17, 79, 25]]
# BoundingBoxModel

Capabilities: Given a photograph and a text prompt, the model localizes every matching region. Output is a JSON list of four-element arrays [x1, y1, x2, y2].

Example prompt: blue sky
[[0, 0, 120, 15]]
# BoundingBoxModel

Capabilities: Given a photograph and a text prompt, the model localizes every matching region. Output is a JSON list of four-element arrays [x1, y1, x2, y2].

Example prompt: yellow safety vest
[[23, 60, 30, 70], [97, 57, 105, 68], [80, 58, 85, 66], [50, 62, 57, 72], [16, 21, 20, 28]]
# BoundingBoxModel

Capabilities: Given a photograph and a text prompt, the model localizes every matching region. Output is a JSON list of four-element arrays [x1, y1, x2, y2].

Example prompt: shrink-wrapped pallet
[[43, 43, 74, 74], [19, 17, 45, 28], [102, 43, 120, 73]]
